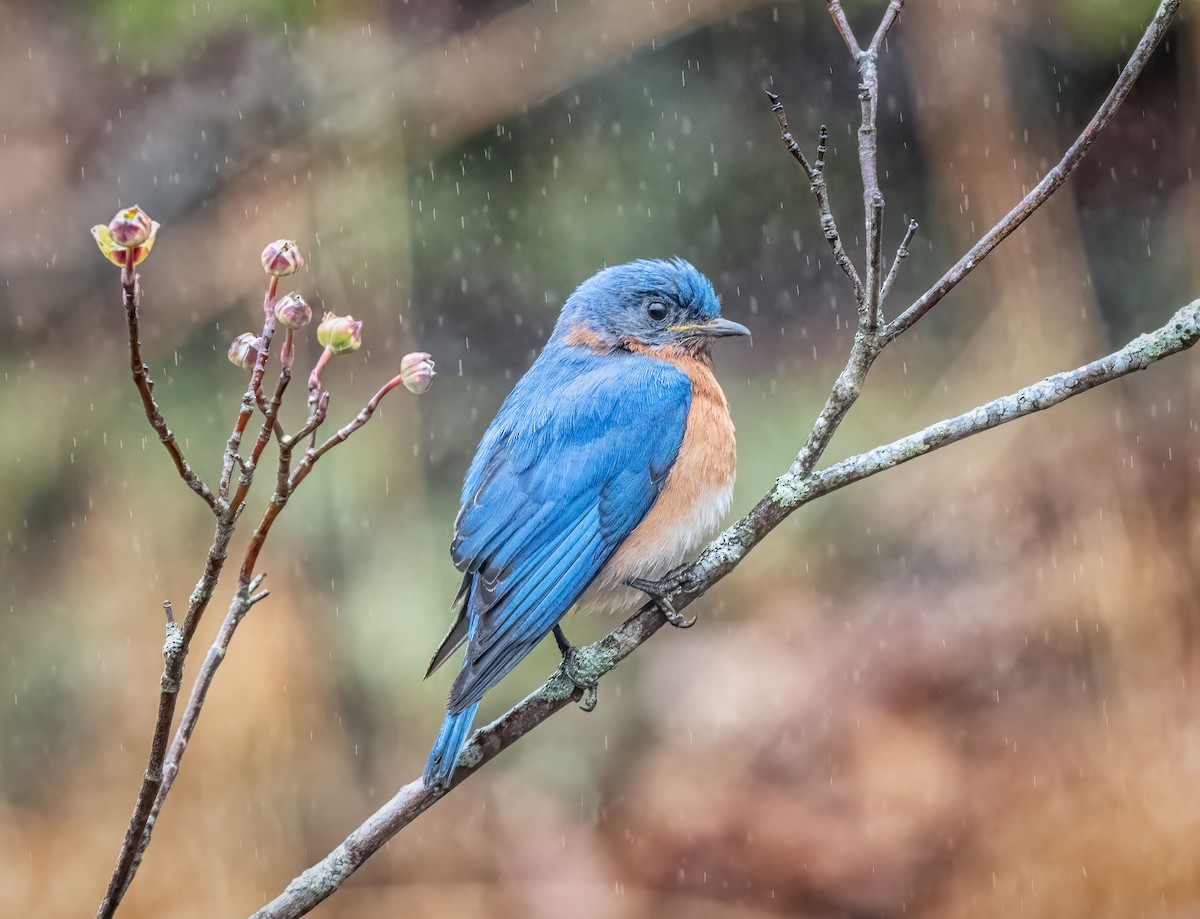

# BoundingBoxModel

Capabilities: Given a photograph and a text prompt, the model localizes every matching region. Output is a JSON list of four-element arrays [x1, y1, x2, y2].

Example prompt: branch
[[766, 92, 865, 303], [117, 577, 271, 900], [123, 372, 394, 881], [254, 297, 1200, 918], [887, 0, 1184, 339], [880, 217, 918, 303], [95, 603, 184, 919], [846, 0, 903, 331], [121, 263, 218, 513], [290, 372, 407, 491], [219, 279, 280, 501]]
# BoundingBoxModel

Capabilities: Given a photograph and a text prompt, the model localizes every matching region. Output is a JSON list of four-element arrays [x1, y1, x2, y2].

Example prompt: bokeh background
[[4, 0, 1200, 916]]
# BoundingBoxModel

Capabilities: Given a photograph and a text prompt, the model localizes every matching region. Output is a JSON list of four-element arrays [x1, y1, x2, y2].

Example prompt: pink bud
[[316, 312, 363, 354], [228, 332, 262, 371], [261, 239, 304, 277], [108, 205, 154, 247], [274, 292, 312, 329], [400, 352, 435, 394]]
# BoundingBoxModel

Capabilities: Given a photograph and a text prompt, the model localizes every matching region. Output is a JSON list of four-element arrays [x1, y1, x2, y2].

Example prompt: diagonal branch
[[253, 296, 1200, 918], [121, 263, 218, 513], [887, 0, 1184, 339]]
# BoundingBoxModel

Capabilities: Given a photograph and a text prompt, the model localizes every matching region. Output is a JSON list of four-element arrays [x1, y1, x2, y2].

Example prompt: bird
[[423, 258, 749, 788]]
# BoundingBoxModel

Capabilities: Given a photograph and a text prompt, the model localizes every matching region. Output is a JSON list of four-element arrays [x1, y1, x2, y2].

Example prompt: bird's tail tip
[[423, 702, 481, 789]]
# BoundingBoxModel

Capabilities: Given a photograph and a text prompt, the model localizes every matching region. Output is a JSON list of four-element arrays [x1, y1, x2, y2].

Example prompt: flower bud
[[274, 292, 312, 329], [400, 352, 435, 394], [316, 312, 363, 354], [108, 205, 154, 247], [91, 211, 160, 267], [261, 239, 303, 277], [228, 332, 262, 370]]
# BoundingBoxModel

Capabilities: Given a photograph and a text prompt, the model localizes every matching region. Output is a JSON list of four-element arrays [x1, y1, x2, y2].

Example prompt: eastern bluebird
[[423, 258, 749, 788]]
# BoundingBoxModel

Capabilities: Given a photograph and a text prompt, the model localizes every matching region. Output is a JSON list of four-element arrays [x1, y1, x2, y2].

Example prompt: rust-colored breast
[[587, 347, 736, 609]]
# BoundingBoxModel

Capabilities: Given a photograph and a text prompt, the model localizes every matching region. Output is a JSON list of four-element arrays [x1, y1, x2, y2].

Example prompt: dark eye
[[646, 302, 669, 322]]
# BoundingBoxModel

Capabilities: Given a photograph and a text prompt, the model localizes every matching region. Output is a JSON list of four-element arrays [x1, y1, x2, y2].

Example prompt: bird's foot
[[626, 575, 697, 629], [553, 625, 599, 712]]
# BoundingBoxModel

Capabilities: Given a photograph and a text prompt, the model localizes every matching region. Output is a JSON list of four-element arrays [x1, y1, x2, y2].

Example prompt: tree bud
[[91, 209, 160, 267], [260, 239, 303, 277], [228, 332, 262, 370], [316, 312, 363, 354], [274, 292, 312, 329], [400, 352, 435, 394], [108, 205, 154, 247]]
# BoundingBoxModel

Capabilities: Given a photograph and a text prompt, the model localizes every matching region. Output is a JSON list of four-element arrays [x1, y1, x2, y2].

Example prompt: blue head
[[551, 258, 749, 354]]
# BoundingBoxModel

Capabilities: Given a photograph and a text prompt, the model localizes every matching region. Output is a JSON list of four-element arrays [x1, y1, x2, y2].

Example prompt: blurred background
[[3, 0, 1200, 916]]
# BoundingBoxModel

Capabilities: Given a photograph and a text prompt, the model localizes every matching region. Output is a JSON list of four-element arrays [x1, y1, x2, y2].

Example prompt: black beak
[[698, 317, 751, 339]]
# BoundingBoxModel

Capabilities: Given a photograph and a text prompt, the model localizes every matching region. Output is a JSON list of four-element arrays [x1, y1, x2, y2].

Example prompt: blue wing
[[437, 345, 691, 713]]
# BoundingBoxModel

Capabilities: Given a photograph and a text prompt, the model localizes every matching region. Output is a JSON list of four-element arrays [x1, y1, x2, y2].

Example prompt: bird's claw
[[554, 625, 599, 712], [626, 576, 697, 629]]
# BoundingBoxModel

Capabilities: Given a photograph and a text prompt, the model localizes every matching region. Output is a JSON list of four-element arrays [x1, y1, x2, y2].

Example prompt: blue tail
[[423, 701, 481, 788]]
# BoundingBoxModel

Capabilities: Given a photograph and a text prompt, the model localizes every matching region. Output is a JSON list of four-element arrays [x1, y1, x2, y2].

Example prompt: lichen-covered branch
[[886, 0, 1184, 339], [253, 296, 1200, 918]]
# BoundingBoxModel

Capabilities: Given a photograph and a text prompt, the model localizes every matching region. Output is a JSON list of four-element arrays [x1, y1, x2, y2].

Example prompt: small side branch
[[121, 264, 217, 513], [766, 91, 865, 303], [887, 0, 1184, 339], [880, 218, 918, 303], [254, 298, 1200, 919], [290, 373, 407, 491]]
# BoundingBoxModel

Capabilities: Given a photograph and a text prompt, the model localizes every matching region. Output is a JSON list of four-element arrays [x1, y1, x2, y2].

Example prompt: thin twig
[[306, 346, 335, 450], [290, 374, 406, 492], [254, 297, 1200, 918], [230, 329, 295, 516], [887, 0, 1184, 339], [120, 263, 218, 513], [766, 92, 865, 302], [219, 278, 279, 500], [867, 0, 904, 56], [826, 0, 862, 57], [880, 218, 918, 303]]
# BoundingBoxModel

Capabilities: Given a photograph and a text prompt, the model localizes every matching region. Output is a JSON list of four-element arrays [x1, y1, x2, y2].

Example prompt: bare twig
[[887, 0, 1184, 339], [290, 374, 407, 492], [306, 346, 335, 450], [826, 0, 862, 57], [255, 297, 1200, 918], [766, 92, 865, 303], [880, 217, 918, 302], [120, 263, 217, 513], [219, 279, 280, 500], [230, 329, 295, 516]]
